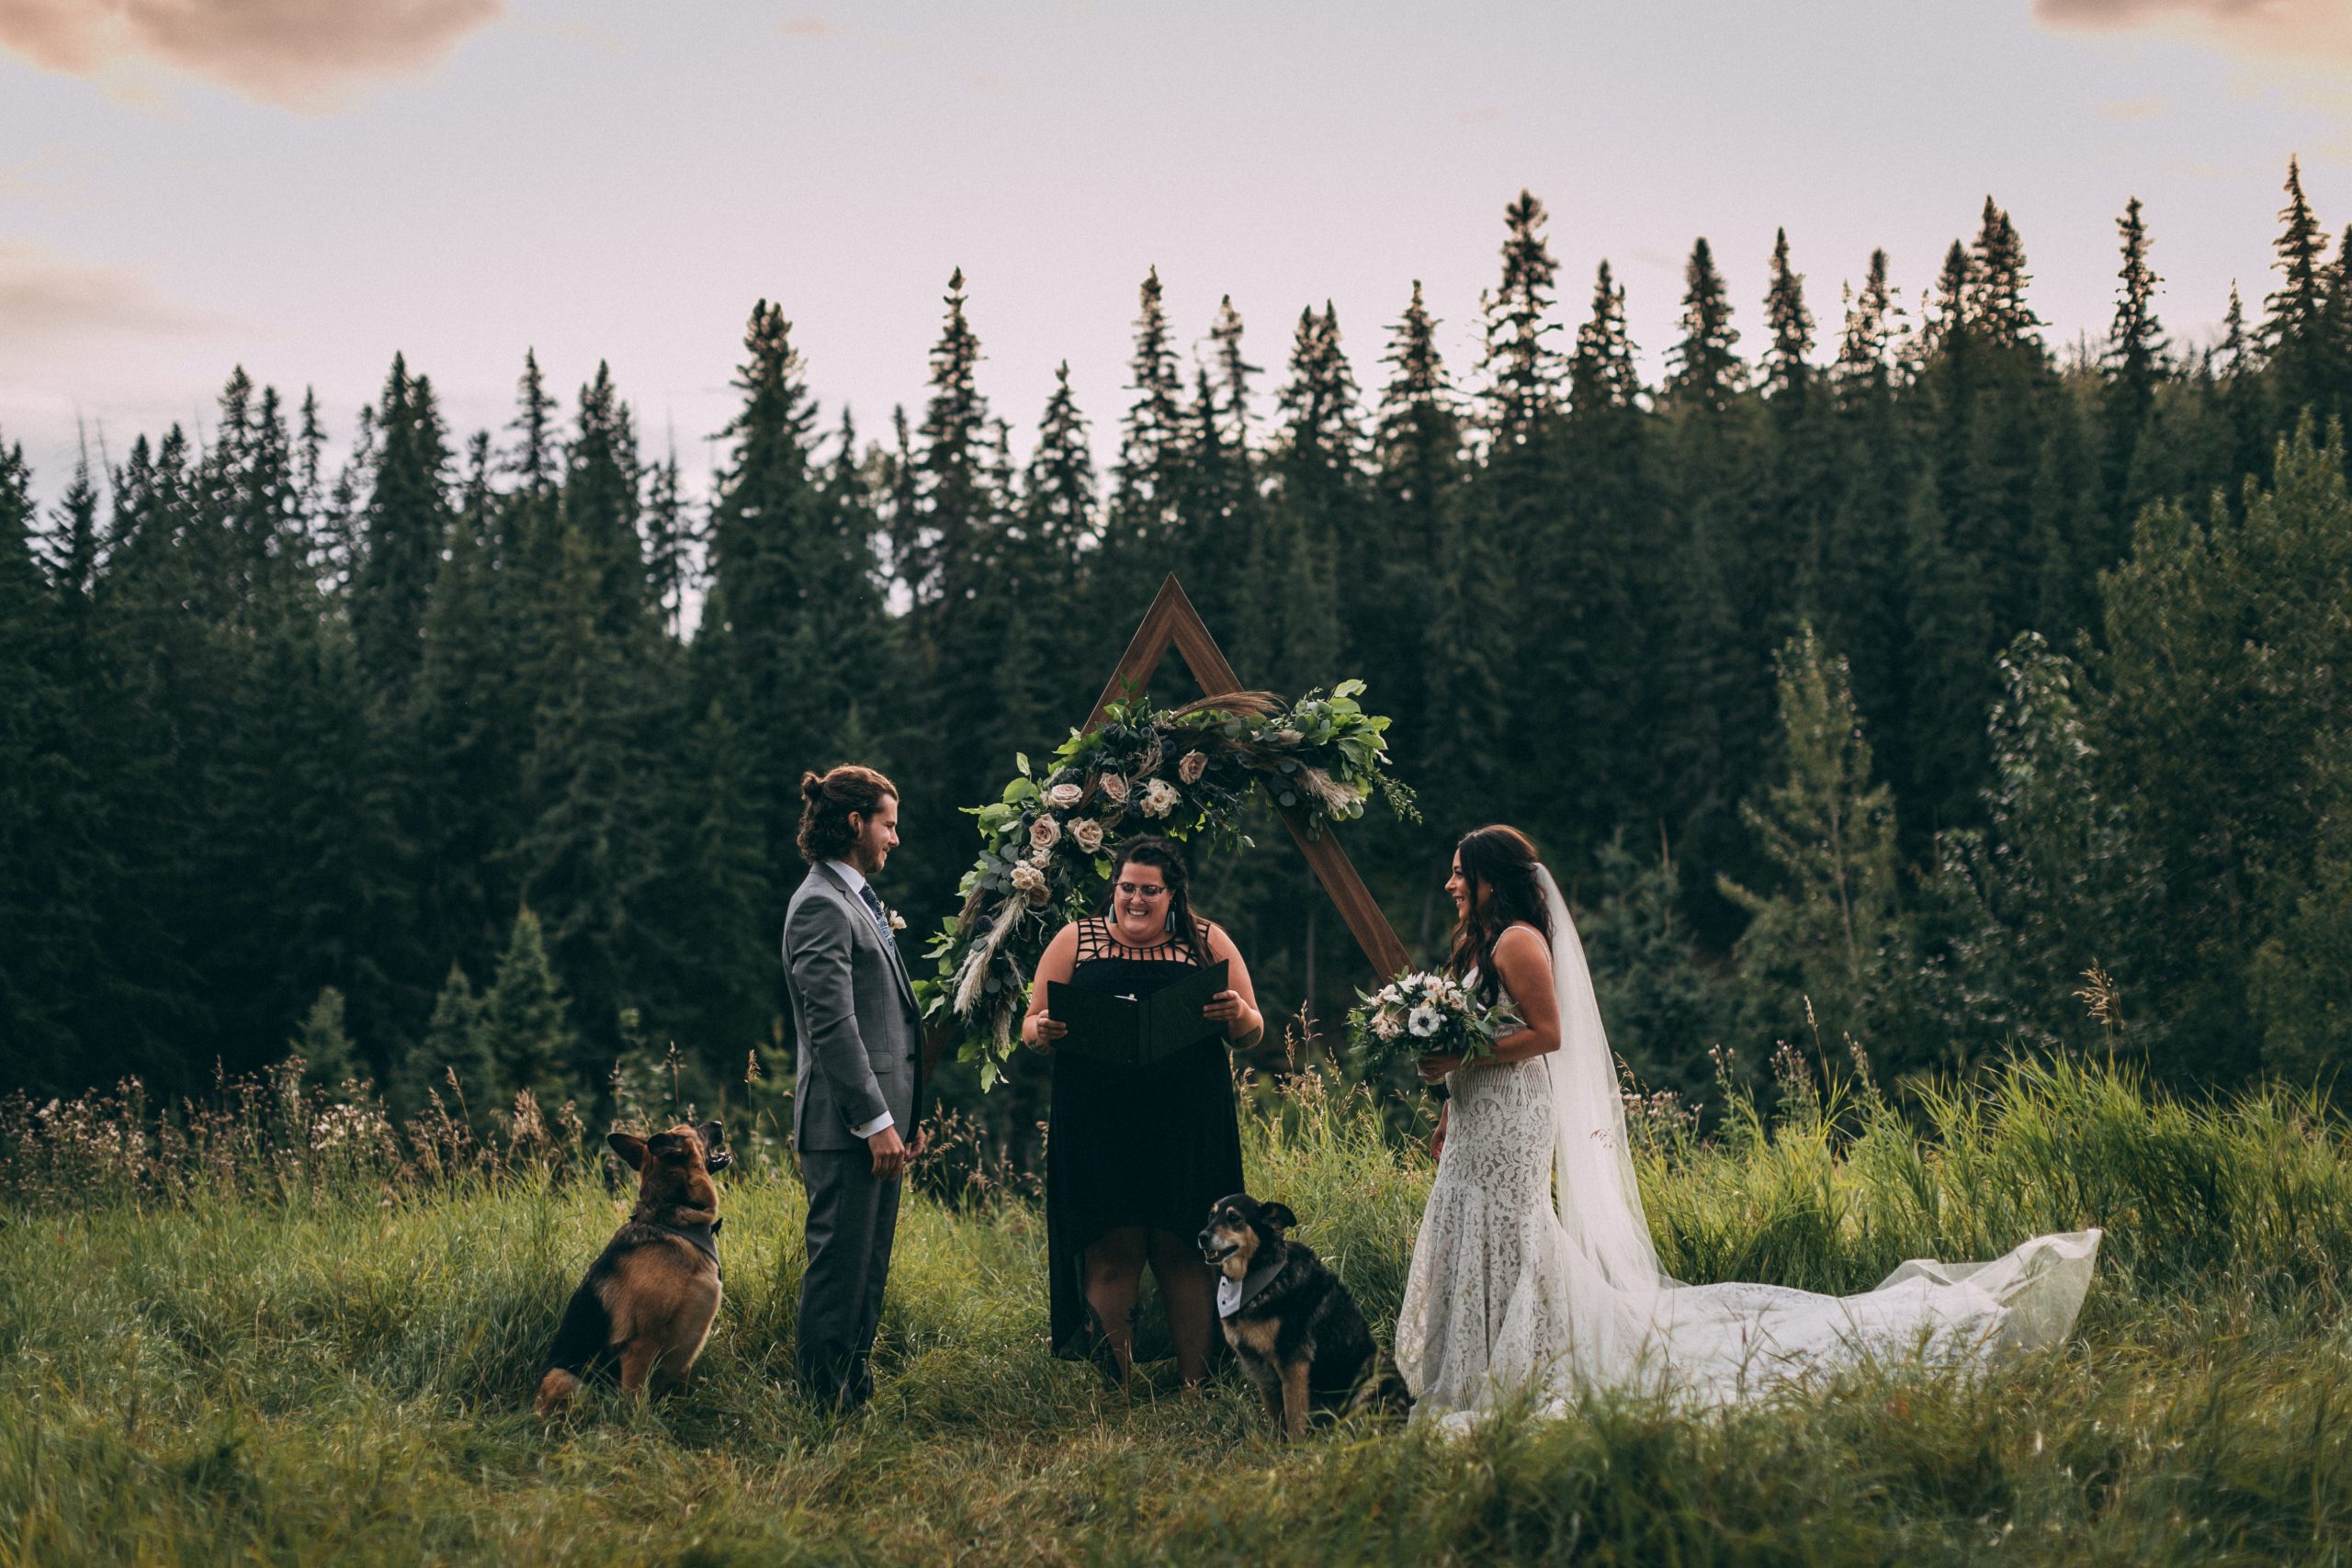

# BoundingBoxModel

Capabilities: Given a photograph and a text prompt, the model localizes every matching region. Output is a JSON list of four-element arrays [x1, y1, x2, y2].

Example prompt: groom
[[783, 763, 925, 1413]]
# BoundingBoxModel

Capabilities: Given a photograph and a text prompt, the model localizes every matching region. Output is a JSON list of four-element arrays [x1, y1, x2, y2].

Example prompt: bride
[[1392, 824, 2101, 1420]]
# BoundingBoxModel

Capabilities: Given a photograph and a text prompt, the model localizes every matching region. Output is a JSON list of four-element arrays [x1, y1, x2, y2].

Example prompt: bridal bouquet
[[1345, 970, 1517, 1079]]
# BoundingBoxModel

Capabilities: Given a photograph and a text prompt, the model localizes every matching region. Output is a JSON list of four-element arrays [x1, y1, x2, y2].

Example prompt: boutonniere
[[888, 910, 907, 933]]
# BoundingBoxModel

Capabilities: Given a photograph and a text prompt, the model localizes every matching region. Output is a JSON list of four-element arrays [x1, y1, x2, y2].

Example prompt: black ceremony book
[[1046, 961, 1231, 1067]]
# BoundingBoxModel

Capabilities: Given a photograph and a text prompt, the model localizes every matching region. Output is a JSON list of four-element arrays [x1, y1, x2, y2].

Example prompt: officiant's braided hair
[[797, 764, 898, 864], [1448, 825, 1553, 1009], [1105, 836, 1211, 963]]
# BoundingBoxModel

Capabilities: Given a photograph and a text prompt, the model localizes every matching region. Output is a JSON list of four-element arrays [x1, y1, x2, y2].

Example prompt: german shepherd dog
[[1197, 1192, 1407, 1438], [534, 1121, 730, 1416]]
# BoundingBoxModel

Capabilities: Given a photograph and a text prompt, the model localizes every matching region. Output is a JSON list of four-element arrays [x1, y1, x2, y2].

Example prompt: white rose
[[1069, 818, 1104, 853], [1138, 778, 1180, 818], [1179, 750, 1208, 784], [1408, 1006, 1442, 1039], [1029, 846, 1053, 869], [1030, 815, 1062, 851], [888, 911, 907, 932], [1099, 773, 1129, 805], [1046, 783, 1084, 808], [1009, 861, 1051, 905], [1373, 1011, 1404, 1041]]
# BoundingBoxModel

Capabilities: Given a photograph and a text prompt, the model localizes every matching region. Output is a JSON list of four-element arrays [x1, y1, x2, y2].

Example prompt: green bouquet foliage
[[923, 681, 1418, 1086]]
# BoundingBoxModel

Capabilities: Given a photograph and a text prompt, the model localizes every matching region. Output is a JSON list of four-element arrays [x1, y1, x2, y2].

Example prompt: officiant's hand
[[1027, 1013, 1067, 1053], [1417, 1053, 1464, 1084], [1203, 989, 1247, 1024], [867, 1124, 910, 1180]]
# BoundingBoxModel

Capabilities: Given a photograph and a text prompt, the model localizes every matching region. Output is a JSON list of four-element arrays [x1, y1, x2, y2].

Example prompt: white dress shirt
[[824, 859, 897, 1141]]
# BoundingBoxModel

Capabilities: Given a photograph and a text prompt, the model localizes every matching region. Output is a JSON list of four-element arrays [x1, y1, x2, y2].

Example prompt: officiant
[[1023, 836, 1263, 1386]]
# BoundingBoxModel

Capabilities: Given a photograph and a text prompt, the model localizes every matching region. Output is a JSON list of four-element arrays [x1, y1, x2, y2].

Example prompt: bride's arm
[[1483, 926, 1564, 1063], [1416, 927, 1563, 1079]]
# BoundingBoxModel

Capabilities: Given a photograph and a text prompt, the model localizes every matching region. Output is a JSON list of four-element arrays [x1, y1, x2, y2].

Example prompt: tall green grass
[[6, 1054, 2352, 1564]]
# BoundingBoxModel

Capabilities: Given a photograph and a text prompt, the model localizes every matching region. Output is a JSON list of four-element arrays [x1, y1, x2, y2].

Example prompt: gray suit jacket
[[784, 863, 922, 1153]]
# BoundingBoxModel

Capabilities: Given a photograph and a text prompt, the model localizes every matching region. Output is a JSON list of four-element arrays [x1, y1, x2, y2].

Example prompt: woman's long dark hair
[[1446, 825, 1552, 1007], [1104, 836, 1211, 961]]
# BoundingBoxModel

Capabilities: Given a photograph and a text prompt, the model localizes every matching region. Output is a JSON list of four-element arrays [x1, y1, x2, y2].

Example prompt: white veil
[[1532, 864, 1672, 1296], [1491, 863, 2102, 1409]]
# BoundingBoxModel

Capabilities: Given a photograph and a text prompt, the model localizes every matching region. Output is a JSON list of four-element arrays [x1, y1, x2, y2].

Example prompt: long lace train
[[1393, 868, 2100, 1420]]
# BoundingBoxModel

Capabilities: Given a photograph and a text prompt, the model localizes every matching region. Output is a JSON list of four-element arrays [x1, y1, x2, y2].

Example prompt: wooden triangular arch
[[1090, 574, 1408, 979]]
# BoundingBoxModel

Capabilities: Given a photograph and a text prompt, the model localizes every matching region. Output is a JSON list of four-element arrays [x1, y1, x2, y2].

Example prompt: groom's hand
[[867, 1124, 910, 1180]]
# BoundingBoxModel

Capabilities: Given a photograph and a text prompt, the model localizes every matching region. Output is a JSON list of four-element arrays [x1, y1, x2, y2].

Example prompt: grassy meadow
[[6, 1055, 2352, 1566]]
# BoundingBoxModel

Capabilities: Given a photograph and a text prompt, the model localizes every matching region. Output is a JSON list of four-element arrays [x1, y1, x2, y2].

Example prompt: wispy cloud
[[2100, 94, 2169, 119], [777, 15, 842, 40], [1454, 106, 1506, 126], [0, 238, 222, 346], [0, 0, 505, 112], [2036, 0, 2352, 67]]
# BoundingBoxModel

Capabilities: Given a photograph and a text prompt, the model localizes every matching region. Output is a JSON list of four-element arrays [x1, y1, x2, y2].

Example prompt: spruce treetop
[[1570, 260, 1640, 413], [1479, 189, 1563, 444], [1208, 293, 1259, 447], [2262, 155, 2328, 354], [1969, 197, 2041, 348], [1762, 228, 1816, 402], [1663, 236, 1746, 413], [2108, 196, 2168, 392], [1115, 266, 1186, 506], [1835, 248, 1900, 392]]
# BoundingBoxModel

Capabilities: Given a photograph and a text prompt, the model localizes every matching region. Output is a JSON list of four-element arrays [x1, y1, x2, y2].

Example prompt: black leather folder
[[1046, 960, 1230, 1066]]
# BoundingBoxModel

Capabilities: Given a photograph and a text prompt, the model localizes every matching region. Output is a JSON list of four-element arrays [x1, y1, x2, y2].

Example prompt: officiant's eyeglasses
[[1114, 881, 1169, 898]]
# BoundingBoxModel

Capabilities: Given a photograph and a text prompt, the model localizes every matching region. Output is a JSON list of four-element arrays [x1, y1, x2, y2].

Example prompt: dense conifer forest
[[7, 164, 2352, 1145]]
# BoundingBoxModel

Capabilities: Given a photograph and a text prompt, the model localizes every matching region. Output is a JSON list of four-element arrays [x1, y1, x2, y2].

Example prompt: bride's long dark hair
[[1446, 825, 1552, 1007]]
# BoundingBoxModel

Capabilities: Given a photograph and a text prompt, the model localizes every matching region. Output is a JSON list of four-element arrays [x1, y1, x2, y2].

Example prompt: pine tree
[[1260, 303, 1360, 694], [1760, 229, 1816, 406], [478, 904, 583, 1110], [1759, 229, 1835, 621], [1095, 267, 1190, 649], [909, 267, 993, 612], [2262, 156, 2335, 423], [1569, 261, 1641, 413], [350, 355, 452, 694], [642, 450, 692, 637], [392, 962, 502, 1122], [1969, 197, 2041, 349], [698, 299, 895, 933], [1832, 250, 1901, 399], [1208, 292, 1260, 448], [2101, 197, 2167, 545], [1480, 190, 1564, 448], [0, 434, 85, 1083], [294, 985, 364, 1086], [1719, 625, 1906, 1055], [1662, 237, 1746, 414], [1026, 362, 1098, 572]]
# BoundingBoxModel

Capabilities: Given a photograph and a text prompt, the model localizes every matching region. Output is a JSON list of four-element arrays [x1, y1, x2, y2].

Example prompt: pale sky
[[5, 0, 2352, 508]]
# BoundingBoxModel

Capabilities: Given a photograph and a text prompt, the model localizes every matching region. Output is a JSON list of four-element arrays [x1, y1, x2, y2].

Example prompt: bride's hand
[[1417, 1052, 1463, 1083], [1430, 1102, 1448, 1162]]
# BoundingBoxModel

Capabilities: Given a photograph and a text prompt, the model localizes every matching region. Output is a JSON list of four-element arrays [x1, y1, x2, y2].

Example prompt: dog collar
[[1216, 1253, 1284, 1319], [643, 1217, 722, 1276]]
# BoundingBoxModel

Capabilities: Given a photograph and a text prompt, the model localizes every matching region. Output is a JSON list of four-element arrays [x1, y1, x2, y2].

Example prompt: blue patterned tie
[[857, 884, 891, 936]]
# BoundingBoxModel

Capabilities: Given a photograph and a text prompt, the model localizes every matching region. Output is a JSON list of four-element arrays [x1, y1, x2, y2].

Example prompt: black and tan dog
[[535, 1121, 730, 1416], [1198, 1192, 1407, 1438]]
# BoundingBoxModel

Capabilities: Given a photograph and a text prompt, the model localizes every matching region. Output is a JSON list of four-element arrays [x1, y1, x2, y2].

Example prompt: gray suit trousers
[[795, 1148, 901, 1409]]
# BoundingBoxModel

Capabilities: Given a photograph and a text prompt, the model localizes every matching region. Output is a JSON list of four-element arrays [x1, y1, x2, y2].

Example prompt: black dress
[[1046, 919, 1246, 1359]]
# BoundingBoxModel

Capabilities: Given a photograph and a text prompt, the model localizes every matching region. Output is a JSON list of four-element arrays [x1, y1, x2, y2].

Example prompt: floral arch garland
[[922, 681, 1417, 1086]]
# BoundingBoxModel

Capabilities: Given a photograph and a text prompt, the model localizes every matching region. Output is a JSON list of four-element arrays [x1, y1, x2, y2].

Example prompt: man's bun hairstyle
[[797, 764, 897, 864]]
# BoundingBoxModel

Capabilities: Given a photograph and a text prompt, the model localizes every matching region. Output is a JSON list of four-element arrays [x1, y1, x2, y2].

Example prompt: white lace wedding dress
[[1394, 867, 2101, 1421]]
